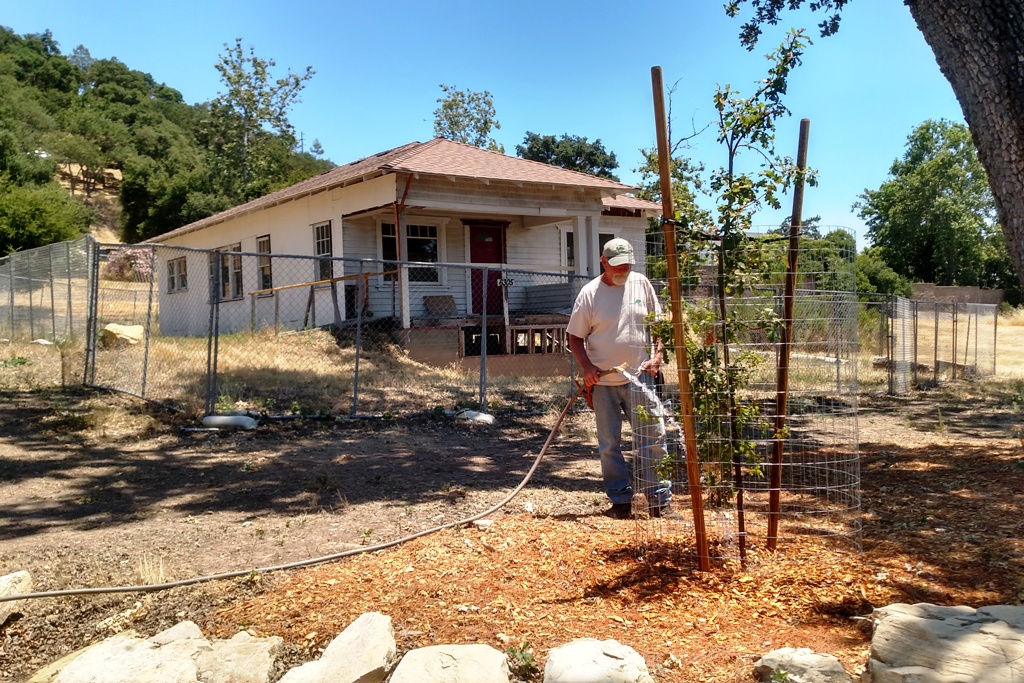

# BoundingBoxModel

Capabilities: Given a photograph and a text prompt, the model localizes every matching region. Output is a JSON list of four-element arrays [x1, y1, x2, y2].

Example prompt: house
[[148, 138, 660, 370]]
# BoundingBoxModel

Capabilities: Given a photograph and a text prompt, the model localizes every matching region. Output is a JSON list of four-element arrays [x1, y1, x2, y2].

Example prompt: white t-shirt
[[566, 271, 662, 386]]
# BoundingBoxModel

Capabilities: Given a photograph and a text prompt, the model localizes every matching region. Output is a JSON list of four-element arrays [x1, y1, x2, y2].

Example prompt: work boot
[[649, 505, 684, 520], [602, 502, 632, 519]]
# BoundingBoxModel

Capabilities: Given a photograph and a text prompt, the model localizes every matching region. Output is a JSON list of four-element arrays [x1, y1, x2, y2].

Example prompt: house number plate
[[497, 278, 515, 287]]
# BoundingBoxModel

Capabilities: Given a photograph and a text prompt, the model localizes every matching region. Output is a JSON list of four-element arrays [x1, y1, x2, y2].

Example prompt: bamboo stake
[[768, 118, 810, 549], [651, 66, 710, 571]]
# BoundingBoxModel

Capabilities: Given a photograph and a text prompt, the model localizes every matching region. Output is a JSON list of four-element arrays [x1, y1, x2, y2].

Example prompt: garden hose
[[0, 383, 587, 604]]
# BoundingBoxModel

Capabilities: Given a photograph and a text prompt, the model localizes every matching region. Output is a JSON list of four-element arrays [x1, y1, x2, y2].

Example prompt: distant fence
[[858, 294, 997, 394], [0, 237, 1001, 415]]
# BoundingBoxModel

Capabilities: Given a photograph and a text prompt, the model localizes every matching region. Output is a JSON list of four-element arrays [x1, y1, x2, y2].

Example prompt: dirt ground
[[1, 380, 1023, 682]]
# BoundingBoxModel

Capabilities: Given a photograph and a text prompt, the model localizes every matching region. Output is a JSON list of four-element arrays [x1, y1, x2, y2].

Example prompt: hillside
[[55, 164, 122, 244], [0, 26, 333, 253]]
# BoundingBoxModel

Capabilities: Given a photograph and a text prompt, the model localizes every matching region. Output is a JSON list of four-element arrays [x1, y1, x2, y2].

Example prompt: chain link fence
[[0, 237, 1002, 417], [75, 243, 587, 415], [0, 236, 93, 344], [856, 294, 997, 394], [0, 235, 1009, 566]]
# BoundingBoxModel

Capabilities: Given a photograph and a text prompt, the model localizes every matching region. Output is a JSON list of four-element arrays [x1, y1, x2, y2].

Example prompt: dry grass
[[3, 307, 1023, 425], [998, 308, 1024, 377]]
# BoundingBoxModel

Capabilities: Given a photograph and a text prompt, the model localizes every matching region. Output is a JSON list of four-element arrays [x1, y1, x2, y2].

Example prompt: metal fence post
[[6, 253, 14, 338], [993, 306, 999, 375], [911, 300, 919, 387], [886, 295, 895, 396], [352, 261, 365, 416], [479, 266, 488, 410], [205, 251, 222, 415], [140, 246, 156, 400], [83, 238, 100, 386], [48, 245, 56, 341], [26, 252, 36, 340], [65, 241, 73, 338], [952, 304, 959, 381], [568, 273, 577, 396]]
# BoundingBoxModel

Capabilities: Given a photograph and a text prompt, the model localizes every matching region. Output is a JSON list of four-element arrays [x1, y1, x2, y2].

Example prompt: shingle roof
[[603, 194, 661, 212], [151, 138, 643, 242]]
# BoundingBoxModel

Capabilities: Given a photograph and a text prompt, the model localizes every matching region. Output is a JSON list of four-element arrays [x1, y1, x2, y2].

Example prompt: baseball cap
[[602, 238, 635, 266]]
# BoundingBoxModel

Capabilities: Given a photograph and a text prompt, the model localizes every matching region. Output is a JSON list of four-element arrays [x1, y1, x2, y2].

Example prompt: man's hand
[[639, 352, 663, 377], [581, 363, 602, 389]]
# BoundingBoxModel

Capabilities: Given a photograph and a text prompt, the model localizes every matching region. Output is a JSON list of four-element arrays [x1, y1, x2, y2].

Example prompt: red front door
[[469, 224, 505, 315]]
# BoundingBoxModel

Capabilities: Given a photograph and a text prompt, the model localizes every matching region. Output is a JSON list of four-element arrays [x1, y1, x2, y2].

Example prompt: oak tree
[[726, 0, 1024, 289], [516, 132, 619, 179], [432, 84, 503, 153]]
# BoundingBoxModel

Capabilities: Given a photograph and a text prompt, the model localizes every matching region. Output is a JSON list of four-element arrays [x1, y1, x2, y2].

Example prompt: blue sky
[[4, 0, 965, 249]]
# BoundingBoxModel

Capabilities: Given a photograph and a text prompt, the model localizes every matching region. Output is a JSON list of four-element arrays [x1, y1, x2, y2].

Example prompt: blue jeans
[[592, 374, 671, 508]]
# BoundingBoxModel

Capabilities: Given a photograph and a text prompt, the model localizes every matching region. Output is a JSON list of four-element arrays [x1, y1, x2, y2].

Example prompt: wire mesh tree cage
[[628, 231, 861, 563]]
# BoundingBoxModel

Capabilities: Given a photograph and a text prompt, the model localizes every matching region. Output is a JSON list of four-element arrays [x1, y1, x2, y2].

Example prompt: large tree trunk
[[906, 0, 1024, 289]]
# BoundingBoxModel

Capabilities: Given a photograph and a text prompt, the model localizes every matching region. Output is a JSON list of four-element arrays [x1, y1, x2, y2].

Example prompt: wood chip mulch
[[201, 397, 1024, 682]]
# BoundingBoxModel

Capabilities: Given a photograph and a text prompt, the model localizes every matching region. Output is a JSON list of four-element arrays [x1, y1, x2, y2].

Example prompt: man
[[567, 238, 674, 520]]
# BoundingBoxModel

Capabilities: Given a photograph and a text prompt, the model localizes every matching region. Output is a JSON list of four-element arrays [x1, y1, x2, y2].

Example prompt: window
[[314, 221, 333, 281], [257, 235, 272, 292], [381, 222, 441, 283], [381, 222, 398, 280], [406, 224, 439, 282], [209, 243, 242, 300], [167, 257, 187, 292]]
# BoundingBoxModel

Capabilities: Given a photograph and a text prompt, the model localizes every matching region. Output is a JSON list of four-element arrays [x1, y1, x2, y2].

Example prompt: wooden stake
[[651, 66, 710, 571], [768, 118, 811, 549]]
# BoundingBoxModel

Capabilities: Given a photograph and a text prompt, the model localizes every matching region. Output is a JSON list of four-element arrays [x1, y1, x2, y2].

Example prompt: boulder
[[866, 603, 1024, 683], [99, 323, 144, 348], [389, 643, 510, 683], [544, 638, 654, 683], [198, 630, 283, 683], [0, 570, 32, 627], [49, 621, 281, 683], [278, 611, 396, 683], [754, 647, 855, 682]]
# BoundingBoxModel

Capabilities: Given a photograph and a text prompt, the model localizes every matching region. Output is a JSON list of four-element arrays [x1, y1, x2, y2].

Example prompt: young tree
[[645, 31, 812, 524], [854, 119, 1014, 291], [209, 38, 314, 194], [515, 132, 619, 179], [726, 0, 1024, 290], [432, 84, 503, 153]]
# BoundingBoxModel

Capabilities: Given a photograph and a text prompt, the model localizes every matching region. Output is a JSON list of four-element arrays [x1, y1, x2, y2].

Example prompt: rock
[[201, 415, 259, 430], [453, 409, 495, 425], [48, 621, 281, 683], [0, 570, 32, 626], [198, 631, 283, 683], [866, 603, 1024, 683], [99, 323, 144, 348], [389, 643, 510, 683], [279, 612, 396, 683], [51, 627, 202, 683], [754, 647, 855, 682], [544, 638, 654, 683]]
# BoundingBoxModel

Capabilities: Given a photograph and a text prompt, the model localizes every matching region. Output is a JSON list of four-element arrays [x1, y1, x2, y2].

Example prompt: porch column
[[586, 215, 601, 276], [400, 265, 411, 328], [572, 216, 589, 276]]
